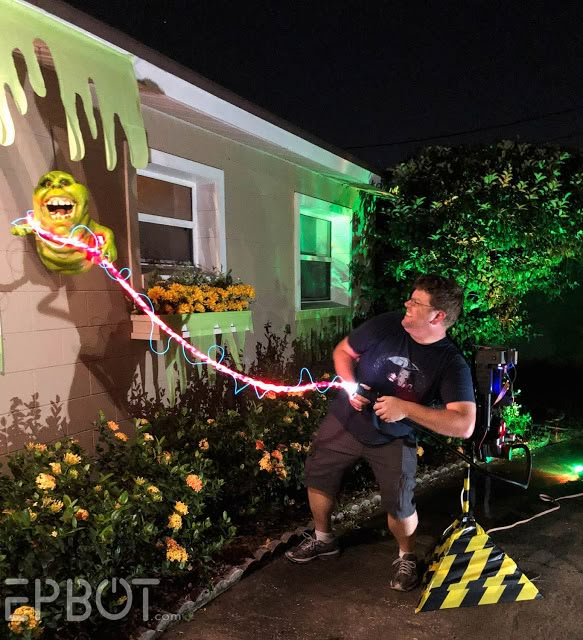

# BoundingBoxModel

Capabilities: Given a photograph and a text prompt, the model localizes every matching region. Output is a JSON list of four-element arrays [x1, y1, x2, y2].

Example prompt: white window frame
[[294, 193, 352, 311], [137, 149, 226, 270]]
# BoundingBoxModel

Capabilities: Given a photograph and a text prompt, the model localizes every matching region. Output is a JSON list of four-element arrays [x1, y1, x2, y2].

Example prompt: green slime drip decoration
[[11, 171, 117, 275], [0, 0, 148, 170]]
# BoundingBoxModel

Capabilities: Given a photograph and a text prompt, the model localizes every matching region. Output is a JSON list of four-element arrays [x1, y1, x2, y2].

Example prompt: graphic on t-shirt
[[386, 356, 419, 393]]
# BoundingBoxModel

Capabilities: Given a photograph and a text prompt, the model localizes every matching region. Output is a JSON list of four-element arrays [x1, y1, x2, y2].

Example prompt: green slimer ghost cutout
[[11, 171, 117, 275]]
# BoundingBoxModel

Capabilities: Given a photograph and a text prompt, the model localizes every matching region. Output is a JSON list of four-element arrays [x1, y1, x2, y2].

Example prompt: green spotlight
[[574, 464, 583, 474]]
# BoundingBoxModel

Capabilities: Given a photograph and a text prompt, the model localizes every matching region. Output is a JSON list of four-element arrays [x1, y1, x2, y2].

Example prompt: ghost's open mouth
[[44, 197, 75, 220]]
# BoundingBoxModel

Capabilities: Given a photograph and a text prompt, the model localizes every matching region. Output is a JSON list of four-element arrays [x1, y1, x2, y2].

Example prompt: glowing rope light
[[20, 214, 348, 397]]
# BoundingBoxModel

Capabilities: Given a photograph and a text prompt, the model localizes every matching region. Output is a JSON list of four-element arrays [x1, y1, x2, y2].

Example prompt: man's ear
[[431, 310, 447, 325]]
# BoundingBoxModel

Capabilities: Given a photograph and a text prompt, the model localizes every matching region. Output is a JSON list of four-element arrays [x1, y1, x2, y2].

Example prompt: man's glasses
[[406, 296, 434, 308]]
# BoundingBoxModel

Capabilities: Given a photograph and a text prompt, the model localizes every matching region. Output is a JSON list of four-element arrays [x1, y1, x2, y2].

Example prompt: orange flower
[[186, 474, 203, 492], [75, 508, 89, 521], [255, 440, 265, 450], [271, 450, 283, 461]]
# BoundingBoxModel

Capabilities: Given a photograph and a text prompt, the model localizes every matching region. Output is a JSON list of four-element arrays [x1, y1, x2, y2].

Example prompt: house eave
[[25, 0, 381, 188]]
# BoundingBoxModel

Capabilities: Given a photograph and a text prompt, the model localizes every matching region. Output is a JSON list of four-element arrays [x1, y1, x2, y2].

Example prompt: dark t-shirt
[[330, 312, 475, 445]]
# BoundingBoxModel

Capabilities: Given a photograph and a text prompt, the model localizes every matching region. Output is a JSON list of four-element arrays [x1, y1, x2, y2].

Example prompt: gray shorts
[[304, 413, 417, 519]]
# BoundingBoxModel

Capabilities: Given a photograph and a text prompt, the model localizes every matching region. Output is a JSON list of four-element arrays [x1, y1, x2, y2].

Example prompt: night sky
[[64, 0, 583, 170]]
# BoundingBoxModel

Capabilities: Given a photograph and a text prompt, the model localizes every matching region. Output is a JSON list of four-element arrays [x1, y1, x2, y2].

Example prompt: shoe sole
[[285, 549, 340, 564], [389, 581, 419, 592]]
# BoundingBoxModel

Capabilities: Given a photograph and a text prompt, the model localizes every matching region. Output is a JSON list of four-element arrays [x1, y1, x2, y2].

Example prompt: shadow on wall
[[1, 393, 70, 452]]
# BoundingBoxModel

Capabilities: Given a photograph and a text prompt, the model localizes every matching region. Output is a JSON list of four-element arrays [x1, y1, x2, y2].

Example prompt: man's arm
[[333, 337, 371, 411], [373, 397, 476, 439]]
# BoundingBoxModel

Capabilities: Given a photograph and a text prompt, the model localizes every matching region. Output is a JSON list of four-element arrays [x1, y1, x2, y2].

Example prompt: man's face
[[401, 288, 438, 333]]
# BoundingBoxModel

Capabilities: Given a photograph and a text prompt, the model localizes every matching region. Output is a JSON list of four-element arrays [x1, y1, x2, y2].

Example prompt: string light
[[19, 213, 349, 397]]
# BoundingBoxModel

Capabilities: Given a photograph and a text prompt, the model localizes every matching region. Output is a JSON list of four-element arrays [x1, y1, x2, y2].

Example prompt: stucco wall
[[0, 61, 140, 463]]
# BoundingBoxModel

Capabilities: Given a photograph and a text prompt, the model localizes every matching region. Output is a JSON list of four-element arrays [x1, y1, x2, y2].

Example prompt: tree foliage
[[352, 140, 583, 348]]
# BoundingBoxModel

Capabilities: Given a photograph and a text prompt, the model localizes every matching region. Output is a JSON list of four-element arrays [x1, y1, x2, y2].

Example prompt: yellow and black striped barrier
[[416, 465, 541, 612]]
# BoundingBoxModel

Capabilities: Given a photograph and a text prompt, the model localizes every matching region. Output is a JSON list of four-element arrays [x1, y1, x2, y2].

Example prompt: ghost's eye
[[60, 178, 71, 187], [42, 179, 51, 188]]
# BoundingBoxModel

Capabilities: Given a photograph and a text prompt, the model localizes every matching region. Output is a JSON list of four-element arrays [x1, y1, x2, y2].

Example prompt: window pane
[[137, 175, 192, 221], [139, 222, 193, 265], [301, 260, 331, 301], [300, 215, 331, 257]]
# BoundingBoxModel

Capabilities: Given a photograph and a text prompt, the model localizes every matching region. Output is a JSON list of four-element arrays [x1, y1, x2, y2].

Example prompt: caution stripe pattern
[[416, 517, 542, 612]]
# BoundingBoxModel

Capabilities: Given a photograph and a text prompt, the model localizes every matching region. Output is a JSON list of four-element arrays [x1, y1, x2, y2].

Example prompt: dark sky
[[64, 0, 583, 170]]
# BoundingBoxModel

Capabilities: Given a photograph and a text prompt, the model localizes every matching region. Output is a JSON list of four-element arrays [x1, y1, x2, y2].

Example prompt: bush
[[353, 140, 583, 348]]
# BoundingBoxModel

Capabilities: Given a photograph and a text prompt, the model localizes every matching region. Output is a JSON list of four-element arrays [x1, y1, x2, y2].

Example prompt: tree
[[352, 140, 583, 349]]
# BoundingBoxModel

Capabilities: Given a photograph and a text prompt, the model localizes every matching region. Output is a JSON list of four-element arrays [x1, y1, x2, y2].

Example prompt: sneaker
[[285, 532, 340, 564], [389, 553, 419, 591]]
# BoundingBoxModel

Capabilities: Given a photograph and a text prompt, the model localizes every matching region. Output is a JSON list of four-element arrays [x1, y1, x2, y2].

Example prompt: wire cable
[[486, 490, 583, 534]]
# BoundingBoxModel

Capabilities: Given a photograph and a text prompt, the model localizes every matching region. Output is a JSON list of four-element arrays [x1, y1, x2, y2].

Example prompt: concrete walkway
[[161, 439, 583, 640]]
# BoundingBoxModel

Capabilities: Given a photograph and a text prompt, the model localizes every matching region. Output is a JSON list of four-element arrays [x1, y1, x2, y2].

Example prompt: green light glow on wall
[[0, 0, 148, 170]]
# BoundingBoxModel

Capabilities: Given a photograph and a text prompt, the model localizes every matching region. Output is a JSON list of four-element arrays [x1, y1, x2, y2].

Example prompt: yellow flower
[[51, 530, 58, 537], [107, 420, 120, 431], [42, 498, 64, 513], [290, 442, 302, 452], [165, 537, 188, 563], [147, 485, 160, 494], [143, 433, 154, 441], [8, 605, 40, 635], [417, 446, 425, 457], [69, 469, 78, 479], [75, 508, 89, 521], [186, 474, 203, 492], [198, 438, 209, 451], [303, 411, 310, 418], [275, 464, 287, 479], [114, 432, 129, 442], [26, 442, 47, 452], [94, 485, 102, 492], [259, 452, 272, 472], [174, 501, 188, 515], [35, 473, 56, 491], [140, 418, 149, 425], [135, 477, 146, 486], [287, 402, 299, 410], [28, 509, 37, 522], [168, 513, 183, 530], [283, 416, 293, 424], [49, 462, 62, 475], [63, 452, 81, 465]]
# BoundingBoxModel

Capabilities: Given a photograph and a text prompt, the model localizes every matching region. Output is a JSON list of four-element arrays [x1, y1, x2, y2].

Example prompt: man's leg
[[366, 439, 420, 590], [387, 511, 418, 554], [308, 487, 336, 534]]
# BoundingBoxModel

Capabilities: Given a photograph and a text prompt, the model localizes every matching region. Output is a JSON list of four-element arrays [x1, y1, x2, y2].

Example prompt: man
[[285, 275, 476, 591]]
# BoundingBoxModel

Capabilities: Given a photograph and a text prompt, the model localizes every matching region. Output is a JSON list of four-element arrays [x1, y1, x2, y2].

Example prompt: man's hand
[[349, 386, 371, 412], [373, 396, 406, 422]]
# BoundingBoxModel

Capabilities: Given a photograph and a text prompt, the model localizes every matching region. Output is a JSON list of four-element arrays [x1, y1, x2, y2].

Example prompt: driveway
[[161, 437, 583, 640]]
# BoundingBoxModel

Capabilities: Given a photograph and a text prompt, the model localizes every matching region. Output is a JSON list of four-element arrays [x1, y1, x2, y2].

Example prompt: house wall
[[0, 61, 139, 463], [132, 106, 362, 399], [0, 59, 363, 464]]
